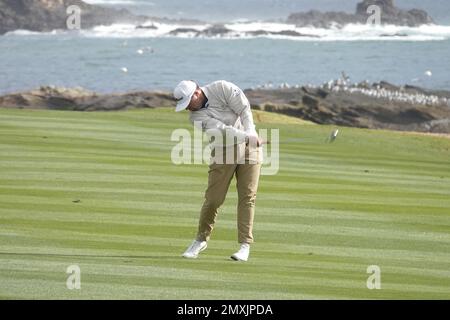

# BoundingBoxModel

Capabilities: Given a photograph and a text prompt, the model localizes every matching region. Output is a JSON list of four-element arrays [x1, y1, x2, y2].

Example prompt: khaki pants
[[196, 144, 261, 244]]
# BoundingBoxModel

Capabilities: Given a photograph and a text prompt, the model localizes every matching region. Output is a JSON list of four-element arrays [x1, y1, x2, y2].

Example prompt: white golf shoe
[[230, 243, 250, 261], [182, 240, 207, 259]]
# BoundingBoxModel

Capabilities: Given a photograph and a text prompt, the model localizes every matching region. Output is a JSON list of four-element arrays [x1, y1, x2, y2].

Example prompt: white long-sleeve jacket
[[189, 80, 257, 147]]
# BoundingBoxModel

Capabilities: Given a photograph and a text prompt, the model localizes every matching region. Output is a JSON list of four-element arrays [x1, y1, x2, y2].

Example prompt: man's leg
[[235, 163, 261, 244], [196, 163, 236, 242]]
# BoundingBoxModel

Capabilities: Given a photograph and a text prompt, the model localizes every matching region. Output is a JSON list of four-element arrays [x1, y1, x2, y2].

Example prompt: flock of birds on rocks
[[325, 81, 449, 107], [253, 72, 450, 107]]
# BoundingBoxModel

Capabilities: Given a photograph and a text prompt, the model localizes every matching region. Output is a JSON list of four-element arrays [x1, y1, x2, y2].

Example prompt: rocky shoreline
[[0, 0, 202, 35], [1, 81, 450, 134], [245, 81, 450, 134], [0, 0, 436, 36], [0, 86, 174, 111]]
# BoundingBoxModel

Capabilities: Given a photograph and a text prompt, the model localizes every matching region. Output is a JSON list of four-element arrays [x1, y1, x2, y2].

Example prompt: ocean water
[[0, 0, 450, 94]]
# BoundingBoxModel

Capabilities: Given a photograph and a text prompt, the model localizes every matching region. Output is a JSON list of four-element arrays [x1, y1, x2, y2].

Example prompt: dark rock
[[246, 30, 269, 36], [271, 30, 320, 38], [0, 0, 150, 35], [301, 86, 314, 95], [356, 1, 433, 26], [380, 33, 408, 37], [200, 24, 231, 37], [378, 81, 400, 91], [301, 86, 329, 98], [169, 24, 232, 37], [135, 23, 157, 30], [316, 88, 329, 99], [245, 29, 321, 38], [287, 0, 434, 28], [407, 8, 434, 26], [168, 27, 199, 35], [302, 95, 320, 108], [404, 84, 426, 92]]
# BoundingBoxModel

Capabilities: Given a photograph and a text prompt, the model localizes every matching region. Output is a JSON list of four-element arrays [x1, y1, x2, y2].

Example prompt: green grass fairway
[[1, 108, 449, 299]]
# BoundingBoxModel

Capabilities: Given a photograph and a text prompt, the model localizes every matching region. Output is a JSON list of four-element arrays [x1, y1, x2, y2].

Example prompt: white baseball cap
[[173, 80, 197, 112]]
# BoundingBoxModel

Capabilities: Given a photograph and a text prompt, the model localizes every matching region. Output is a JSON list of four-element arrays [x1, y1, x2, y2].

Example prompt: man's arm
[[222, 81, 264, 145], [240, 107, 257, 137], [190, 111, 249, 144]]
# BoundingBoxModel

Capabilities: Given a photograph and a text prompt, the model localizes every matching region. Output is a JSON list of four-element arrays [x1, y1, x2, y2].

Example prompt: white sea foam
[[78, 22, 207, 38], [4, 29, 43, 36], [5, 21, 450, 41], [4, 29, 65, 36]]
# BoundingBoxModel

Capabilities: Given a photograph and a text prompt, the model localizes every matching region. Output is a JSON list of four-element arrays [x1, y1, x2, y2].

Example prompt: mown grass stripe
[[1, 108, 450, 299]]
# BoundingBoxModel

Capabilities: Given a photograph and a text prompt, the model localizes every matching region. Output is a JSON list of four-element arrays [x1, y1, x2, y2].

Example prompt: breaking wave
[[5, 21, 450, 41]]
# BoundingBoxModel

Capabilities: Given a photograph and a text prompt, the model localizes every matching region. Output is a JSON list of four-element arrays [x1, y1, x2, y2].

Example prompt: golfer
[[173, 80, 264, 261]]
